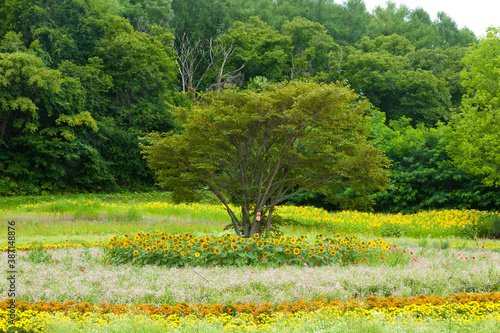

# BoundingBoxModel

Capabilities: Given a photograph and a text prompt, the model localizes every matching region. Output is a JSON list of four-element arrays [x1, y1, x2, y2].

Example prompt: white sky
[[361, 0, 500, 38]]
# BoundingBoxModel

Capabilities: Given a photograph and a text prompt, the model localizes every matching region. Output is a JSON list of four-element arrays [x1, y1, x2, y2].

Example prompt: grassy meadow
[[1, 193, 500, 332]]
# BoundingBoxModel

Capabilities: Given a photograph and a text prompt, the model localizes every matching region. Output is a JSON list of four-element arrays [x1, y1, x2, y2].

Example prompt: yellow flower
[[290, 238, 297, 244], [262, 252, 268, 258], [318, 247, 325, 253], [231, 243, 238, 251], [293, 248, 300, 255], [248, 237, 254, 243], [195, 252, 200, 257], [146, 247, 151, 252], [253, 233, 260, 239], [244, 245, 250, 251], [335, 233, 341, 238], [257, 241, 264, 247], [330, 251, 336, 256], [273, 239, 280, 246], [308, 253, 313, 258], [280, 236, 286, 242], [133, 251, 138, 255], [214, 248, 221, 254]]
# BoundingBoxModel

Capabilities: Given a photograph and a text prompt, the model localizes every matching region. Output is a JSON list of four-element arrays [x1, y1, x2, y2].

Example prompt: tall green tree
[[222, 17, 291, 83], [96, 28, 178, 131], [447, 27, 500, 187], [368, 111, 500, 213], [141, 81, 389, 237], [343, 34, 451, 125], [281, 17, 341, 81]]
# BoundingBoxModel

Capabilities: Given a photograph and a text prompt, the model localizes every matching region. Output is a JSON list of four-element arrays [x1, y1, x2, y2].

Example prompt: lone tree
[[141, 81, 389, 237]]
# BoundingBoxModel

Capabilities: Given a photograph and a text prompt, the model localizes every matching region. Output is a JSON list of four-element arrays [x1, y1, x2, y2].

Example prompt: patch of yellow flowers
[[105, 231, 390, 267], [2, 300, 500, 332]]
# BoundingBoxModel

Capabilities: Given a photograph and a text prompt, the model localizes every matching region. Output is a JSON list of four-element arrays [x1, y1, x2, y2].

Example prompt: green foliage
[[490, 216, 500, 239], [281, 17, 341, 81], [222, 17, 291, 82], [104, 232, 383, 268], [447, 27, 500, 187], [368, 111, 500, 213], [142, 81, 389, 237], [343, 35, 452, 126], [379, 222, 406, 238], [23, 245, 53, 264]]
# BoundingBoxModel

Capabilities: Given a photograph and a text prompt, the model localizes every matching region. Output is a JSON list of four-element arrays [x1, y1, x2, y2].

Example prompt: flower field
[[2, 196, 500, 245], [1, 194, 500, 332]]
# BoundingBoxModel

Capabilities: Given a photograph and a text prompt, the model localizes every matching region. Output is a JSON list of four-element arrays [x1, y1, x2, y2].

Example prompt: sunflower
[[146, 247, 152, 253], [133, 251, 138, 256], [318, 247, 325, 253], [195, 252, 200, 257], [217, 238, 224, 245], [201, 243, 209, 249], [335, 233, 341, 238], [290, 238, 297, 244], [164, 249, 169, 253], [231, 243, 238, 251], [300, 235, 306, 240], [262, 252, 268, 258], [330, 251, 336, 256], [247, 237, 254, 243], [185, 251, 190, 256], [280, 236, 286, 243], [253, 233, 260, 239], [204, 236, 211, 242], [124, 243, 129, 248], [214, 248, 221, 254], [293, 248, 300, 255], [152, 245, 158, 251], [273, 239, 280, 246], [257, 240, 264, 247], [244, 245, 250, 251], [308, 253, 313, 258], [124, 233, 129, 238]]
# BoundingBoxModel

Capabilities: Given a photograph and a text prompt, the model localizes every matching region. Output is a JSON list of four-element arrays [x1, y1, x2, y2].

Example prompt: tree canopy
[[141, 81, 389, 236], [447, 27, 500, 187]]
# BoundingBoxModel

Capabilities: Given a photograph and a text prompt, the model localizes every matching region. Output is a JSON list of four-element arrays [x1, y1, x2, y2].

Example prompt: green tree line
[[0, 0, 498, 213]]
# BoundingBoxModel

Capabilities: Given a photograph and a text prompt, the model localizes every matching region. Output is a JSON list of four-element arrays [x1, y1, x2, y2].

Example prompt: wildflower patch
[[104, 232, 391, 267]]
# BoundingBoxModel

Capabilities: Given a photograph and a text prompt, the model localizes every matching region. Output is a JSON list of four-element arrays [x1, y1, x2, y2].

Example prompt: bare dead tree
[[174, 34, 214, 95]]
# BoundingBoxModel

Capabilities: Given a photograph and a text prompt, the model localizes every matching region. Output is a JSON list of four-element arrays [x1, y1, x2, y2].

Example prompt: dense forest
[[1, 0, 499, 213]]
